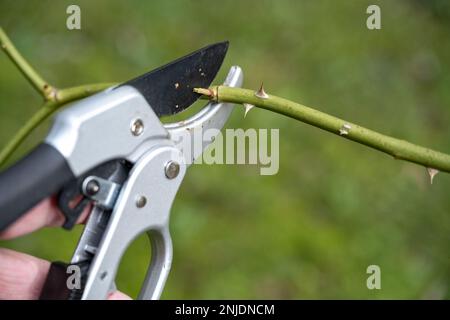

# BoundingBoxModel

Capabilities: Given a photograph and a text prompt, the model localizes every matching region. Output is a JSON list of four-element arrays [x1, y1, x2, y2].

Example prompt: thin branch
[[0, 27, 55, 100], [195, 86, 450, 174], [0, 83, 116, 166], [55, 82, 117, 102]]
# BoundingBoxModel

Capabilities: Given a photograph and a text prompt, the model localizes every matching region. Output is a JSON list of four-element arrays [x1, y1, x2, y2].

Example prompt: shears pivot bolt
[[131, 119, 144, 136]]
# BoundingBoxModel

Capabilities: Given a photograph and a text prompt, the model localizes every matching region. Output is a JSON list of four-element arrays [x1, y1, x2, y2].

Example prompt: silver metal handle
[[138, 228, 173, 299], [81, 146, 185, 299]]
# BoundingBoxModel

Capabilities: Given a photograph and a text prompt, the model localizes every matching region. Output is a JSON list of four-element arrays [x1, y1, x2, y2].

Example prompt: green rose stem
[[0, 27, 116, 166], [1, 25, 449, 183], [194, 85, 450, 181]]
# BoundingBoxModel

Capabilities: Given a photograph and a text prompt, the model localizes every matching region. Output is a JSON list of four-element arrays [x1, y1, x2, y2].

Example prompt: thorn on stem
[[339, 123, 352, 135], [426, 167, 439, 184], [243, 103, 255, 118], [254, 83, 269, 99]]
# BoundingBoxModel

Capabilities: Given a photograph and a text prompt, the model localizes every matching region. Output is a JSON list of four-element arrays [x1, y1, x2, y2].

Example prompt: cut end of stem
[[193, 87, 218, 100]]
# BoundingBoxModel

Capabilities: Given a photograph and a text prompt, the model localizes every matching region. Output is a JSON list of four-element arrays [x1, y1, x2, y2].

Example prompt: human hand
[[0, 197, 131, 300]]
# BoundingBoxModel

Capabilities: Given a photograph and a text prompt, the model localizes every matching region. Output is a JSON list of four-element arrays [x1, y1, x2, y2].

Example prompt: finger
[[0, 248, 132, 300], [0, 197, 91, 240], [0, 248, 50, 300], [0, 198, 62, 240]]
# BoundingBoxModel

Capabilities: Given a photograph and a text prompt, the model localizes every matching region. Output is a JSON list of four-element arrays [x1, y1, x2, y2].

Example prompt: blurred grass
[[1, 0, 450, 299]]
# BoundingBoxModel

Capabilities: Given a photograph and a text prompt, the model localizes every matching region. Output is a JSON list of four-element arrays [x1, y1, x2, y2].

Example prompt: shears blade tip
[[120, 41, 230, 117]]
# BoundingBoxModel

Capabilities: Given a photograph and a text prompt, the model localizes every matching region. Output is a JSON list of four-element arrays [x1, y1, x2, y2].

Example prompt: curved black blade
[[119, 41, 228, 117]]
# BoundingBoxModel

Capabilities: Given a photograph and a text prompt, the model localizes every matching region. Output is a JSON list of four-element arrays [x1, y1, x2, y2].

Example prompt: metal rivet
[[131, 119, 144, 136], [135, 195, 147, 208], [85, 179, 100, 196], [165, 161, 180, 179]]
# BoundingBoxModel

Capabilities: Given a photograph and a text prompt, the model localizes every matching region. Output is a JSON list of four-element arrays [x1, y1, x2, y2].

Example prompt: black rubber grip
[[39, 260, 90, 300], [0, 143, 74, 231]]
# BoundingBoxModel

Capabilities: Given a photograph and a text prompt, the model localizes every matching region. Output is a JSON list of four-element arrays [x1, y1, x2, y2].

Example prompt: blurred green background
[[1, 0, 450, 299]]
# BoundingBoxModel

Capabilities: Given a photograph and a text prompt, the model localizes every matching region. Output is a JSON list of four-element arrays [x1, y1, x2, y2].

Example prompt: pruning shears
[[0, 42, 243, 299]]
